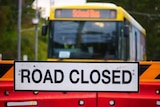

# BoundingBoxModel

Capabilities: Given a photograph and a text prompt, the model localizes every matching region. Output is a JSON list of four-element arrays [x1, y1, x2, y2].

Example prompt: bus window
[[49, 21, 120, 59]]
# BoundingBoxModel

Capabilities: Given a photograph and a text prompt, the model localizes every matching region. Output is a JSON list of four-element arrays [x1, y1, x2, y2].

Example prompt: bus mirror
[[42, 24, 48, 36], [124, 25, 129, 37]]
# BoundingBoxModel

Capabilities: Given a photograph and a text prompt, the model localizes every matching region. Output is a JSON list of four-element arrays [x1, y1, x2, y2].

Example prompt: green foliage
[[0, 0, 17, 32], [0, 7, 7, 34], [0, 0, 47, 60], [0, 31, 17, 60], [21, 29, 47, 60]]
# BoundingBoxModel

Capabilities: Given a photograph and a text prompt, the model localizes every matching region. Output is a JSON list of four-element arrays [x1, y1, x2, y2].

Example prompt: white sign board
[[14, 62, 139, 92]]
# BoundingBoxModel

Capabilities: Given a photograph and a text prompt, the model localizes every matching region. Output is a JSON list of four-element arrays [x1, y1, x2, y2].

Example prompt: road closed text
[[14, 62, 139, 92], [20, 69, 132, 84]]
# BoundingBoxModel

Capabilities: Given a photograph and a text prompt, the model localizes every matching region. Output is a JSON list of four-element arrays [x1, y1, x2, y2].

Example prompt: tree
[[0, 0, 47, 60], [0, 0, 17, 59]]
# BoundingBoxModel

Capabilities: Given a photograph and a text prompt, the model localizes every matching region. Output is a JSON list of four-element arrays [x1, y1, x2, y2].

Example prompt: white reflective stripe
[[7, 101, 37, 106]]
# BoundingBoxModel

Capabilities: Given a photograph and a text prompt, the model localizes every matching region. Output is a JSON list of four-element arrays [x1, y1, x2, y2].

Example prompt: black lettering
[[70, 69, 79, 83], [32, 69, 42, 83], [43, 69, 53, 83], [112, 70, 120, 84], [81, 70, 89, 83], [102, 70, 110, 84], [21, 69, 30, 83], [90, 70, 100, 84], [122, 70, 132, 84], [55, 69, 64, 83]]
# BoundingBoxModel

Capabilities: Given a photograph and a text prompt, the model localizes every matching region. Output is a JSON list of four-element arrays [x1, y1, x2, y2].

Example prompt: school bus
[[43, 3, 146, 62], [0, 3, 160, 107]]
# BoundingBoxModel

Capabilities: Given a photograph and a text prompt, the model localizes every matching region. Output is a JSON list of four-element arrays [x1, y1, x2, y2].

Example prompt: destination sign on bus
[[55, 9, 116, 18]]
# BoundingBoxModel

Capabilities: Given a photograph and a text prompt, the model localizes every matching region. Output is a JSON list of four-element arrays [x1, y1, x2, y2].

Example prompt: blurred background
[[0, 0, 160, 61]]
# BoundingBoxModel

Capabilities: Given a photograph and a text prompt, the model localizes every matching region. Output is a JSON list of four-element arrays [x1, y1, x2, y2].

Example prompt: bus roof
[[121, 7, 146, 35]]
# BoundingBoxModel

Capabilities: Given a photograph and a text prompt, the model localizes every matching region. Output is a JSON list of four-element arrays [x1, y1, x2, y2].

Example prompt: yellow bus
[[42, 3, 146, 61]]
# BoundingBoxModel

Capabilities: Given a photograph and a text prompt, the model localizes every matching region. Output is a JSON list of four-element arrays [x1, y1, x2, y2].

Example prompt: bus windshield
[[49, 21, 121, 60]]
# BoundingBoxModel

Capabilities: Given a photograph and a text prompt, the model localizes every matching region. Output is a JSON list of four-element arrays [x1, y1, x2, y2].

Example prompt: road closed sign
[[14, 61, 139, 92]]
